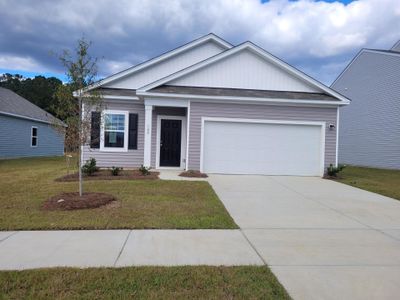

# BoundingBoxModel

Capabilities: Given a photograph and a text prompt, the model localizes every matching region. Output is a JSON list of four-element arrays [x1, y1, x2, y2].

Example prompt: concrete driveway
[[209, 175, 400, 300]]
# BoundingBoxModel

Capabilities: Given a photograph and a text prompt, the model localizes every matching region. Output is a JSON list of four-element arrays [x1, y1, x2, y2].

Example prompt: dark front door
[[160, 119, 182, 167]]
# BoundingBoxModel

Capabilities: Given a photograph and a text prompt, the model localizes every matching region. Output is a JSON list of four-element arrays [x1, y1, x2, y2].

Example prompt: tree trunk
[[78, 97, 83, 197]]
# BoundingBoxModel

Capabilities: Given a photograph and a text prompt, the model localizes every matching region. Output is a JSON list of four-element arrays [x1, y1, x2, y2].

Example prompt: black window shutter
[[90, 111, 101, 149], [128, 113, 138, 150]]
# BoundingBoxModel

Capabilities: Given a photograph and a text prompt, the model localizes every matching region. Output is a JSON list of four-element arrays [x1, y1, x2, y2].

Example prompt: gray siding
[[332, 51, 400, 169], [82, 101, 145, 168], [0, 114, 64, 158], [187, 102, 337, 170], [151, 107, 186, 167]]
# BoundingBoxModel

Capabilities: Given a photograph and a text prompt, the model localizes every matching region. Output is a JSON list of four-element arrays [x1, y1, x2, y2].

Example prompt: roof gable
[[139, 42, 349, 103], [87, 34, 232, 92], [331, 48, 400, 87], [391, 40, 400, 52], [167, 48, 320, 92]]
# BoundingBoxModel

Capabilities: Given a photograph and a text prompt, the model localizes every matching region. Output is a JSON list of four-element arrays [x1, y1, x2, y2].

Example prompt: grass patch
[[0, 266, 290, 300], [336, 166, 400, 200], [0, 156, 237, 230]]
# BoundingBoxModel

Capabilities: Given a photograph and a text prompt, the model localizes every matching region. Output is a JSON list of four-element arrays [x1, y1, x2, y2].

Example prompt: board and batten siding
[[170, 50, 320, 93], [82, 101, 145, 168], [0, 114, 64, 158], [187, 102, 337, 171], [104, 41, 226, 90], [332, 51, 400, 169]]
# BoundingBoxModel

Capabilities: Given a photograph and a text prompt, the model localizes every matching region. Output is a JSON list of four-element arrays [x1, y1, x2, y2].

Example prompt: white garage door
[[202, 120, 324, 176]]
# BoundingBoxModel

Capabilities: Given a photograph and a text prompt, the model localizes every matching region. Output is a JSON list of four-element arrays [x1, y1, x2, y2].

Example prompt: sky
[[0, 0, 399, 85]]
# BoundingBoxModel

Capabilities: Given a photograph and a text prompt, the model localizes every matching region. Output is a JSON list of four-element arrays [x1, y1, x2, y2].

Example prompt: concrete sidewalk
[[0, 230, 263, 270]]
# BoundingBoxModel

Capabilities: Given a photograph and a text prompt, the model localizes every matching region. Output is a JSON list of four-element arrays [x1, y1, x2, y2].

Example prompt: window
[[31, 127, 38, 147], [100, 110, 129, 152], [104, 114, 125, 148]]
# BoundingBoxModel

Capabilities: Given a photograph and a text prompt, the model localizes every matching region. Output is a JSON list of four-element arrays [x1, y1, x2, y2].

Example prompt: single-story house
[[331, 40, 400, 169], [0, 87, 65, 159], [78, 34, 350, 176]]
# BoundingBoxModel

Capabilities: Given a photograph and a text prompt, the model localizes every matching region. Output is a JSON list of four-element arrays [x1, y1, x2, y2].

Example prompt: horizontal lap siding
[[82, 101, 145, 168], [188, 102, 337, 171], [332, 52, 400, 169], [0, 115, 64, 158]]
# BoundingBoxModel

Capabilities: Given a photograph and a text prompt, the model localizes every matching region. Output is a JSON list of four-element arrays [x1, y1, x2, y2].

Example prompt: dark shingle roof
[[98, 87, 137, 97], [0, 87, 65, 126], [150, 85, 338, 101]]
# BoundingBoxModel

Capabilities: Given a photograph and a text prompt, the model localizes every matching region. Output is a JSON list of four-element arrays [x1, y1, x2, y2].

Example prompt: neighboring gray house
[[77, 34, 349, 177], [332, 41, 400, 169], [0, 87, 65, 159]]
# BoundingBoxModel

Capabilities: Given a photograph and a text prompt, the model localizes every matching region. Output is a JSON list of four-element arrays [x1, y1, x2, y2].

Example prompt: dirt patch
[[42, 192, 117, 211], [55, 169, 159, 182], [179, 170, 208, 178]]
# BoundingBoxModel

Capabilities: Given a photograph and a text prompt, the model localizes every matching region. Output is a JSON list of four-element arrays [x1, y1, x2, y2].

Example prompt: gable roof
[[151, 85, 338, 101], [137, 41, 349, 103], [331, 48, 400, 87], [76, 33, 232, 96], [391, 40, 400, 52], [0, 87, 65, 126]]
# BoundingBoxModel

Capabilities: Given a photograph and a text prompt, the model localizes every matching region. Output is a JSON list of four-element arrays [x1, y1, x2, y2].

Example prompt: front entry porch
[[143, 103, 188, 170]]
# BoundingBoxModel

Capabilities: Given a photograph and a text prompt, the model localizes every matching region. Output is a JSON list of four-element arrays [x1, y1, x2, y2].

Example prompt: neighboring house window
[[31, 126, 38, 147], [100, 110, 129, 152]]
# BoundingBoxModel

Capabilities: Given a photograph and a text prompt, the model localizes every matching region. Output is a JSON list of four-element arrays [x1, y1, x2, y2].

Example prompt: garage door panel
[[202, 121, 322, 176]]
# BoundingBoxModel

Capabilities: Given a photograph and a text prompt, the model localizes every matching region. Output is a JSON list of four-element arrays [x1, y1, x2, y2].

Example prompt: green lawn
[[337, 166, 400, 200], [0, 156, 237, 230], [0, 266, 290, 299]]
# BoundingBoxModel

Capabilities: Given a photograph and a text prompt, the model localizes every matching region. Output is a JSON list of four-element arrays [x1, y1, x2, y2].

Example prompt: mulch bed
[[55, 170, 159, 182], [42, 192, 117, 211], [179, 170, 208, 178], [323, 175, 343, 180]]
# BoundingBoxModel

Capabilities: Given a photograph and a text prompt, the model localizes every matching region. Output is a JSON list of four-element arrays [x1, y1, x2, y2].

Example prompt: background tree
[[53, 38, 104, 196], [0, 74, 62, 116]]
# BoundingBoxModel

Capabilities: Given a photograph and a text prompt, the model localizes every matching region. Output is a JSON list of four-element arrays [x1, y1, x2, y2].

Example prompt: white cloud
[[0, 55, 41, 71], [0, 0, 399, 84]]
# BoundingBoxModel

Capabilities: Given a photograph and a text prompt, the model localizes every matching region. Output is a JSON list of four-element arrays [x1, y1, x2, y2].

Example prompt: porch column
[[143, 104, 153, 167]]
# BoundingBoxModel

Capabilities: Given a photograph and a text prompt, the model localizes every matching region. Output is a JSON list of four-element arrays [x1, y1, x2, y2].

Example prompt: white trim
[[156, 115, 187, 170], [143, 105, 153, 166], [185, 101, 191, 171], [102, 95, 139, 101], [336, 107, 340, 167], [30, 126, 38, 147], [100, 110, 129, 152], [139, 91, 348, 106], [73, 34, 232, 95], [144, 98, 189, 107], [200, 117, 326, 177], [138, 42, 350, 104]]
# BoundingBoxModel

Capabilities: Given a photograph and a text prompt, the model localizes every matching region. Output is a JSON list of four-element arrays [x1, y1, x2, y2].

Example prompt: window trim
[[31, 126, 38, 147], [100, 110, 129, 152]]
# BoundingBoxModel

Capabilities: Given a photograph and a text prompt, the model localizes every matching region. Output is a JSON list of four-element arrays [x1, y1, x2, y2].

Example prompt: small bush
[[110, 166, 123, 176], [138, 165, 151, 176], [82, 158, 98, 176], [327, 164, 346, 177]]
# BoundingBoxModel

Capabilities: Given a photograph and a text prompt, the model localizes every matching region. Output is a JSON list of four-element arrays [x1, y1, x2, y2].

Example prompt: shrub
[[327, 164, 346, 177], [110, 166, 122, 176], [138, 165, 151, 176], [81, 158, 98, 176]]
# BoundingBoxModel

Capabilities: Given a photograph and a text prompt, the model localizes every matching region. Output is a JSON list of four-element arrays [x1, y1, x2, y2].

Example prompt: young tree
[[53, 38, 104, 196]]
